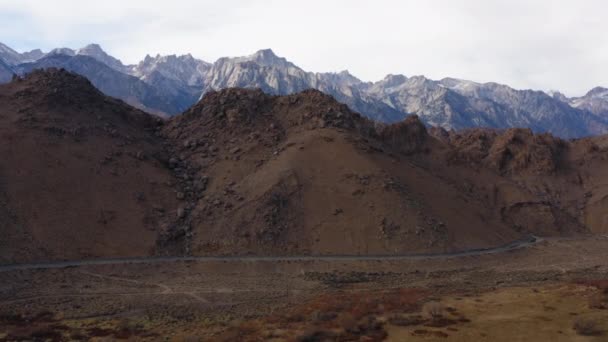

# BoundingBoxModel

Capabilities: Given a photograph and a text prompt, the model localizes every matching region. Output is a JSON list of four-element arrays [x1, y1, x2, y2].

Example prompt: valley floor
[[1, 236, 607, 341]]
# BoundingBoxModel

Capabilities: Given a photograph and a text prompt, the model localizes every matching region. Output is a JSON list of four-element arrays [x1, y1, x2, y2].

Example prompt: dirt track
[[0, 235, 540, 272]]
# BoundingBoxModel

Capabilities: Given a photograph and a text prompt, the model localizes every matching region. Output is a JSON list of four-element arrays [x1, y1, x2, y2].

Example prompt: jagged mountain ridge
[[13, 54, 194, 116], [569, 87, 608, 116], [2, 43, 207, 116], [200, 49, 405, 123], [76, 43, 126, 72], [195, 49, 608, 137], [130, 53, 211, 87], [0, 42, 43, 65], [1, 42, 607, 137]]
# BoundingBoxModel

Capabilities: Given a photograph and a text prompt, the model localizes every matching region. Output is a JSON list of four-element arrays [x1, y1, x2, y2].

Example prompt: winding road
[[0, 235, 541, 273]]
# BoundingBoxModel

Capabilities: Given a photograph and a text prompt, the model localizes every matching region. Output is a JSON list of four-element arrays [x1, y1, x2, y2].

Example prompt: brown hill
[[430, 127, 608, 236], [161, 89, 529, 256], [0, 69, 180, 263], [2, 71, 608, 262]]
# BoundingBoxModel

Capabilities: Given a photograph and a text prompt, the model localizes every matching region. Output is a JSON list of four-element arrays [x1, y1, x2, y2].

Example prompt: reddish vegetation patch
[[213, 288, 429, 341], [0, 311, 156, 342], [292, 288, 429, 321], [0, 312, 66, 342]]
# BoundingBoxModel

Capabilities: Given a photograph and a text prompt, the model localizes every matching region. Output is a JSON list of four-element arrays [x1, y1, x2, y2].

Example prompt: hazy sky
[[0, 0, 606, 96]]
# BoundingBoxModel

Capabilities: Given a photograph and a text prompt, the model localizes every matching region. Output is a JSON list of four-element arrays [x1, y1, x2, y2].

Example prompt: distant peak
[[226, 48, 295, 68], [546, 90, 568, 102], [77, 43, 108, 55], [409, 75, 429, 82], [252, 48, 277, 58], [585, 86, 608, 97], [48, 47, 76, 56], [76, 43, 125, 70], [0, 42, 18, 53], [82, 43, 103, 50], [248, 48, 286, 65], [338, 70, 354, 77], [181, 53, 194, 60], [380, 74, 408, 87]]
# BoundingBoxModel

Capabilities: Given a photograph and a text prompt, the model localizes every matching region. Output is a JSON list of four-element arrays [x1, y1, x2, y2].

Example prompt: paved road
[[0, 235, 540, 273]]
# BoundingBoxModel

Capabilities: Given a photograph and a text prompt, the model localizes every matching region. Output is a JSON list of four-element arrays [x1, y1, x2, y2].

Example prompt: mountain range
[[1, 42, 607, 138]]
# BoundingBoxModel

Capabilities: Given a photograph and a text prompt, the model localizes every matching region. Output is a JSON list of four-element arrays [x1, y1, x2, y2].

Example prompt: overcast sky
[[0, 0, 606, 96]]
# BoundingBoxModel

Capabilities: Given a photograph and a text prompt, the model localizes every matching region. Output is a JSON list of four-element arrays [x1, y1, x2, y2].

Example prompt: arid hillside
[[0, 69, 180, 263], [161, 88, 607, 257], [431, 126, 608, 235], [1, 69, 607, 262]]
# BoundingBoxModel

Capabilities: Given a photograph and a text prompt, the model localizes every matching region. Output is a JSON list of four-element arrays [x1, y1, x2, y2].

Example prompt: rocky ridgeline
[[169, 86, 573, 177], [179, 88, 374, 134], [8, 70, 575, 180], [272, 89, 374, 133], [378, 115, 430, 155], [447, 128, 567, 174], [11, 68, 104, 106], [5, 70, 576, 179], [8, 68, 161, 132]]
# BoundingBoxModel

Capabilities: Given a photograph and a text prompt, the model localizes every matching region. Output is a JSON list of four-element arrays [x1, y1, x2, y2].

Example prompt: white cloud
[[0, 0, 606, 95]]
